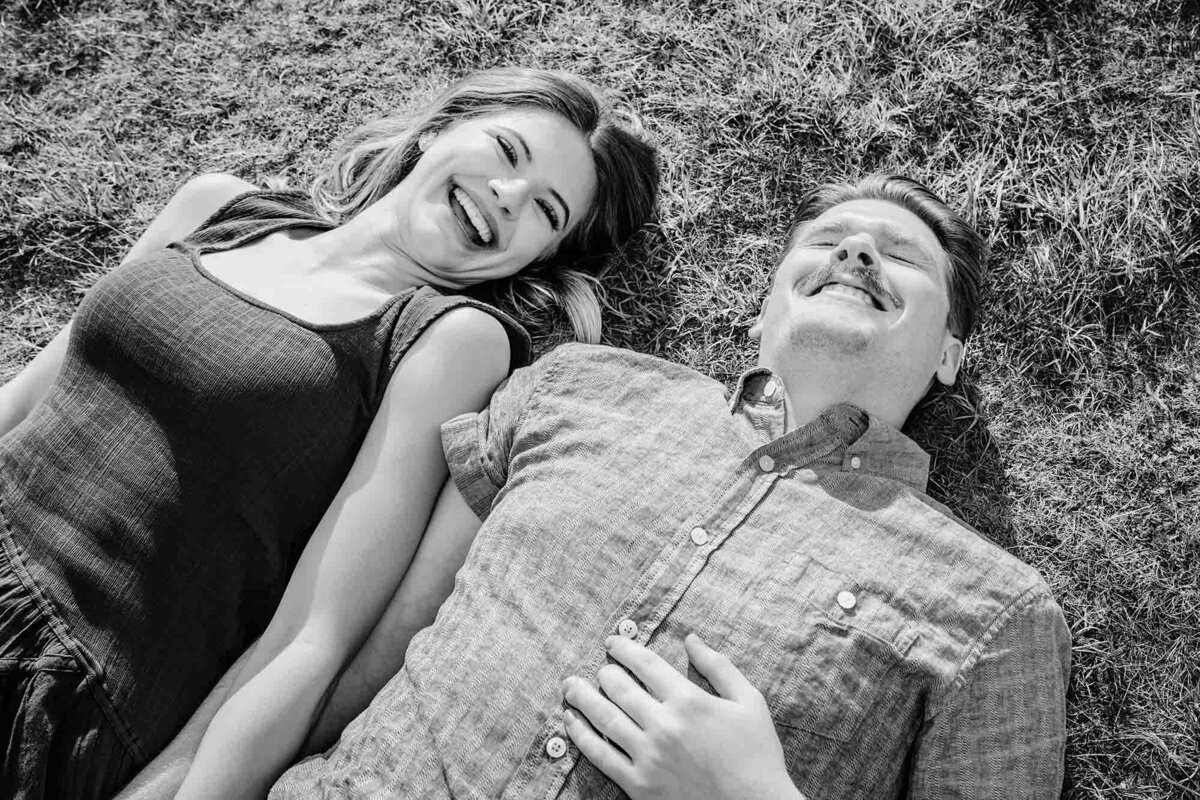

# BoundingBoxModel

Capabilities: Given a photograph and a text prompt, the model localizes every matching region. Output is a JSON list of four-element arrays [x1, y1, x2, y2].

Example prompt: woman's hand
[[562, 633, 805, 800]]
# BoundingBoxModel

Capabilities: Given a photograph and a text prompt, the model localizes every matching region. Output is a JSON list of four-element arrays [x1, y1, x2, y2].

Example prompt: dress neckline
[[174, 240, 417, 333]]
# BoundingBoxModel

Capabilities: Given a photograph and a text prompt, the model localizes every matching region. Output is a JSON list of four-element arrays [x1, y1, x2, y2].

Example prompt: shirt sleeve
[[439, 355, 547, 521], [907, 588, 1072, 799]]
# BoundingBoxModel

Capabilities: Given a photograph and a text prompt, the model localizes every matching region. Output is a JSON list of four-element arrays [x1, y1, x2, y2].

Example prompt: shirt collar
[[728, 366, 931, 492]]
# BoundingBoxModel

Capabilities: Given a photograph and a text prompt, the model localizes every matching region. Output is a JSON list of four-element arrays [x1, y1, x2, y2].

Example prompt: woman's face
[[385, 108, 598, 287]]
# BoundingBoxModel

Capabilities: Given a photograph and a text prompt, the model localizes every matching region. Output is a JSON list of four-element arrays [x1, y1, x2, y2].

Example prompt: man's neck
[[766, 356, 912, 432]]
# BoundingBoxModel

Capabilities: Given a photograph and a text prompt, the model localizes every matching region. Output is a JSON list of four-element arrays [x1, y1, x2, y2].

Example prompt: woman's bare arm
[[112, 640, 259, 799], [302, 477, 484, 754], [120, 172, 256, 265], [0, 173, 253, 436], [0, 323, 73, 437], [173, 308, 510, 800], [114, 479, 485, 799]]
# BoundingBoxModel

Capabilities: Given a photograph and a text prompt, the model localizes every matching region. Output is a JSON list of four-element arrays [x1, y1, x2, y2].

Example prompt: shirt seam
[[927, 582, 1054, 719], [478, 344, 569, 491]]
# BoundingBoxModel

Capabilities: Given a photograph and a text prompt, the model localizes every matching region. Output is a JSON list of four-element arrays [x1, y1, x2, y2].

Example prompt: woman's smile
[[449, 183, 497, 248]]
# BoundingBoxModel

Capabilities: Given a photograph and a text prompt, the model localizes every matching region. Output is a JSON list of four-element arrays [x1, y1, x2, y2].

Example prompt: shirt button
[[690, 526, 710, 546], [617, 619, 639, 638], [850, 456, 862, 470], [758, 454, 775, 473], [546, 736, 568, 759], [763, 378, 778, 398], [837, 590, 857, 611]]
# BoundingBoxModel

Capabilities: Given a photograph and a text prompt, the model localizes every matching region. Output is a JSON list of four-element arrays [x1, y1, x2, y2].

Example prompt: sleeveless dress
[[0, 190, 531, 799]]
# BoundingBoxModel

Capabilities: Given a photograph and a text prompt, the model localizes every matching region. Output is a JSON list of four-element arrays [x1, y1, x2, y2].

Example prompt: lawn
[[1, 0, 1197, 796]]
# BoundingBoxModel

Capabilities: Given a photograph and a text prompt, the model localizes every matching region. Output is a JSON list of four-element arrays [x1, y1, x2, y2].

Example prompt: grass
[[2, 0, 1198, 795]]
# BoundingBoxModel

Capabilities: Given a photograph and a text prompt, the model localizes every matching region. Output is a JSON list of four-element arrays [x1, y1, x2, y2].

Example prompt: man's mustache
[[803, 265, 904, 311]]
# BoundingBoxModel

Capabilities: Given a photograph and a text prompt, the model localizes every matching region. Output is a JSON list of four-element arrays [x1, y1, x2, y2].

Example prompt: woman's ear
[[935, 333, 964, 386], [418, 131, 436, 153]]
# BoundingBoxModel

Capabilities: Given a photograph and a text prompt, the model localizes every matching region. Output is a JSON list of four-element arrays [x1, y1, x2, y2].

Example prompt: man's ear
[[934, 332, 964, 386], [748, 300, 768, 342]]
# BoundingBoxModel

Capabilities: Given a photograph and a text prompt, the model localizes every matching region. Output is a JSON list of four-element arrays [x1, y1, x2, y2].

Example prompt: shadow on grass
[[599, 224, 680, 359], [7, 0, 95, 26], [905, 375, 1016, 551], [460, 224, 680, 361]]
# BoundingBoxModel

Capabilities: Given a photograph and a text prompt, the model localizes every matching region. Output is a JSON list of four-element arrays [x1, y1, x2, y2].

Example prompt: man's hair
[[782, 174, 986, 341]]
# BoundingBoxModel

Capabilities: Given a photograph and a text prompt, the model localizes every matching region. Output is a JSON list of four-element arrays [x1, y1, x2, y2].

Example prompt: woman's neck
[[298, 207, 441, 295]]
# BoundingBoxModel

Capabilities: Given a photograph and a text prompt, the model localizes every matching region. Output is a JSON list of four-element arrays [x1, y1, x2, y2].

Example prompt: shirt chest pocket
[[718, 553, 917, 744]]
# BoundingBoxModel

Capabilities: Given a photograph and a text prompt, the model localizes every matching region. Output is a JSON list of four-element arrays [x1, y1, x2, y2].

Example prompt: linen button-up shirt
[[273, 344, 1071, 799]]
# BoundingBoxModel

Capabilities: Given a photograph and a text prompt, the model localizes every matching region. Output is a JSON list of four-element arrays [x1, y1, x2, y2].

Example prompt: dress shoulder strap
[[182, 189, 335, 252], [385, 288, 533, 375]]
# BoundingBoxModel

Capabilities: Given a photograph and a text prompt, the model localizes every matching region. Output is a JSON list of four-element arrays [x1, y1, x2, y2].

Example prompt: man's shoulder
[[866, 488, 1069, 705], [866, 484, 1064, 668], [925, 490, 1040, 566], [905, 489, 1053, 599]]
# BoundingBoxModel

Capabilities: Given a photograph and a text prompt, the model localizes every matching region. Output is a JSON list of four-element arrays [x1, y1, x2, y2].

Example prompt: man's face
[[751, 198, 963, 396]]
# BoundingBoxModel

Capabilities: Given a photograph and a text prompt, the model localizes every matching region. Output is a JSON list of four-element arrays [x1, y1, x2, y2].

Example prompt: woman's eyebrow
[[498, 126, 532, 161], [551, 189, 571, 228]]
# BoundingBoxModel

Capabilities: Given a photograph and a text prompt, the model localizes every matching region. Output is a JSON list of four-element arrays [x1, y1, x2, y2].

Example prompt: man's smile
[[812, 280, 885, 310], [801, 269, 900, 312]]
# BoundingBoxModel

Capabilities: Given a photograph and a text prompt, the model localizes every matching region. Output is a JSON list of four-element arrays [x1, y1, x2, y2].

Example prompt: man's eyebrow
[[800, 221, 844, 238], [877, 223, 923, 249], [810, 219, 925, 251], [499, 126, 532, 161]]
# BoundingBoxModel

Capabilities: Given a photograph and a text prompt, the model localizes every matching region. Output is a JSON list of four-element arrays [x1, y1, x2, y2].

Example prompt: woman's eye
[[497, 135, 517, 166], [537, 199, 561, 231]]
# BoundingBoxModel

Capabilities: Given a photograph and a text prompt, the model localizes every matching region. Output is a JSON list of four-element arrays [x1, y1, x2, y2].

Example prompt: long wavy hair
[[309, 68, 660, 343]]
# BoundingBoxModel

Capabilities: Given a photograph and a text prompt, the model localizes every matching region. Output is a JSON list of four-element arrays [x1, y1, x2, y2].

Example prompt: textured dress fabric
[[273, 343, 1070, 800], [0, 191, 530, 799]]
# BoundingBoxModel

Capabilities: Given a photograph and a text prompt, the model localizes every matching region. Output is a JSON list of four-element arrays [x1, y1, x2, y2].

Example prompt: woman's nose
[[489, 177, 532, 217], [830, 233, 880, 269]]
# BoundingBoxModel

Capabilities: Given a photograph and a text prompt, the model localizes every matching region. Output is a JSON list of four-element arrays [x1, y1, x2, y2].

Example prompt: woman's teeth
[[452, 187, 494, 245]]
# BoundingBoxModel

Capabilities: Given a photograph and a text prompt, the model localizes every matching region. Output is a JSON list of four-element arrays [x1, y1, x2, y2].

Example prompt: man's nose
[[831, 233, 880, 269], [489, 177, 532, 217]]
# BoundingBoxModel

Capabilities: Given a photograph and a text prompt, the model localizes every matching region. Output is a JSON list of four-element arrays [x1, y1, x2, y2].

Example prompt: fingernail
[[563, 708, 576, 723], [561, 677, 572, 693], [604, 636, 616, 650]]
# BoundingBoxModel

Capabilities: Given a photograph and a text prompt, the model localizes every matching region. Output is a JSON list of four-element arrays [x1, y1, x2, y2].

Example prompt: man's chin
[[784, 321, 876, 358]]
